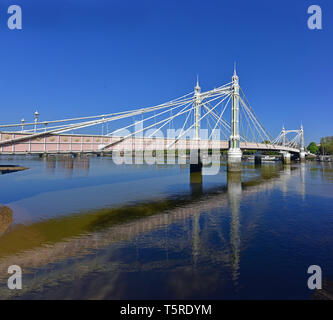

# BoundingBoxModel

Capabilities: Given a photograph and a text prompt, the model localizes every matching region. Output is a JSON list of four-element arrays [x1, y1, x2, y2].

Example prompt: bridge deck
[[0, 132, 299, 154]]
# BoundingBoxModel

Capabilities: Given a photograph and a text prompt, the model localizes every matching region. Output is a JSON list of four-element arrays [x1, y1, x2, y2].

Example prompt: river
[[0, 155, 332, 299]]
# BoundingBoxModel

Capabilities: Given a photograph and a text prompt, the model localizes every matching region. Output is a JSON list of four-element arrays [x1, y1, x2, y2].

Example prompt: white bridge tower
[[194, 77, 201, 140], [227, 66, 242, 171]]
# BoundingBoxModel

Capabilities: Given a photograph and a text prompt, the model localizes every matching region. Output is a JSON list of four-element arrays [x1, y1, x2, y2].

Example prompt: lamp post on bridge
[[227, 66, 242, 172], [21, 118, 25, 132], [34, 110, 39, 133]]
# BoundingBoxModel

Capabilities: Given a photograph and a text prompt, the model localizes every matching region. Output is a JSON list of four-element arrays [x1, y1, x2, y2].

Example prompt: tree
[[307, 142, 319, 154], [319, 136, 333, 155]]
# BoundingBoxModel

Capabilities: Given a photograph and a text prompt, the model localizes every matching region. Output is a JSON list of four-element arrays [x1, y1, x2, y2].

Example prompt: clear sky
[[1, 0, 332, 143]]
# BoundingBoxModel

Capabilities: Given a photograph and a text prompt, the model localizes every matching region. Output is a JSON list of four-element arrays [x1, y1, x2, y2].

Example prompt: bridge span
[[0, 132, 299, 155], [0, 67, 307, 170]]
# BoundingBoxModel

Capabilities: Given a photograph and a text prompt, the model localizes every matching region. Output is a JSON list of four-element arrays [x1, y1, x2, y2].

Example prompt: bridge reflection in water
[[44, 155, 90, 176], [0, 160, 307, 299]]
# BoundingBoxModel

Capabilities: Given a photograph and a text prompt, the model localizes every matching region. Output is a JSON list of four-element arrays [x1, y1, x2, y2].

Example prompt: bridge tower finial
[[196, 74, 200, 89], [232, 62, 239, 83]]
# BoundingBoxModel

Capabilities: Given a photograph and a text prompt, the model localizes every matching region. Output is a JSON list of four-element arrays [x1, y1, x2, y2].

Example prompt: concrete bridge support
[[282, 152, 291, 164], [190, 149, 202, 173], [228, 67, 242, 172], [228, 149, 242, 171], [300, 151, 306, 162]]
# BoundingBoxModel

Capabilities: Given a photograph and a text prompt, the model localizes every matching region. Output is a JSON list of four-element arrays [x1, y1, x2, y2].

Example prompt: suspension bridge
[[0, 68, 307, 171]]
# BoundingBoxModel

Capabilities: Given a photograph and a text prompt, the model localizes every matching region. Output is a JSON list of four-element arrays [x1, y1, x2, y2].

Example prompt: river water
[[0, 155, 332, 299]]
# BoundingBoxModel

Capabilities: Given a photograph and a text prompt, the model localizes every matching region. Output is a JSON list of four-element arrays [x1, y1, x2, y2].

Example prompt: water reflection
[[189, 172, 203, 197], [300, 162, 306, 200], [0, 160, 331, 299], [312, 278, 333, 300], [190, 171, 203, 265], [321, 162, 333, 181], [227, 172, 241, 284], [45, 155, 90, 176], [281, 164, 291, 195]]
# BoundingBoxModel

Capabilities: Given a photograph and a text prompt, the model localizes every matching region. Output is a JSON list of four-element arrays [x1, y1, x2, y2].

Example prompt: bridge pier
[[190, 149, 202, 173], [227, 149, 242, 172], [300, 151, 306, 162], [281, 152, 291, 164]]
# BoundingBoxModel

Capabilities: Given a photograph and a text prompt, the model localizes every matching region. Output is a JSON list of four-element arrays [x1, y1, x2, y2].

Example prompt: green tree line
[[307, 136, 333, 155]]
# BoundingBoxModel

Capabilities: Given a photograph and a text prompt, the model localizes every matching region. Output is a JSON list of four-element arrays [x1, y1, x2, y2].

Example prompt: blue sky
[[0, 0, 332, 143]]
